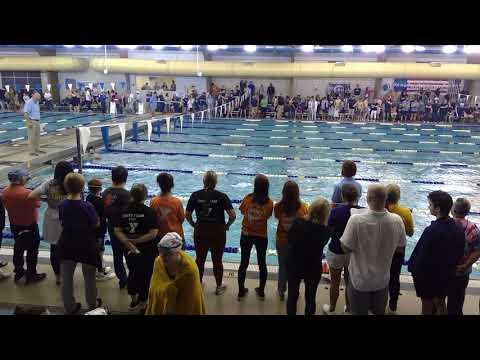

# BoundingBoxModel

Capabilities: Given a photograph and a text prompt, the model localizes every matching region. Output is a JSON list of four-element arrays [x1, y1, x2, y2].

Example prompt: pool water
[[4, 117, 480, 277], [0, 111, 122, 143]]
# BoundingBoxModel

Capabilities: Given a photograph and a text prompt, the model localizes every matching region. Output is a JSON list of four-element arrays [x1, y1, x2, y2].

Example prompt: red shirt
[[1, 185, 40, 226]]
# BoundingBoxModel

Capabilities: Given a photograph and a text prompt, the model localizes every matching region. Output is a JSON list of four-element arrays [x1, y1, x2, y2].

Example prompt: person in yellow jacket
[[385, 184, 414, 315], [145, 232, 206, 315]]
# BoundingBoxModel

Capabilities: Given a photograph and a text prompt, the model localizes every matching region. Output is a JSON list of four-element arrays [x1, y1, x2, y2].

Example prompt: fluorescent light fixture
[[265, 46, 275, 49], [442, 45, 457, 54], [401, 45, 415, 53], [340, 45, 354, 52], [244, 45, 257, 53], [415, 46, 426, 52], [116, 45, 138, 49], [81, 45, 102, 48], [463, 45, 480, 54], [169, 45, 181, 48], [314, 46, 323, 50], [361, 45, 386, 53], [300, 45, 314, 53], [151, 45, 165, 50], [64, 45, 75, 48], [180, 45, 193, 50], [219, 45, 229, 50], [207, 45, 220, 51]]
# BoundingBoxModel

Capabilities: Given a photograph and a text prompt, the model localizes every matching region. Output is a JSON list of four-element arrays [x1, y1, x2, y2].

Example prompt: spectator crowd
[[2, 80, 479, 123], [1, 160, 478, 315]]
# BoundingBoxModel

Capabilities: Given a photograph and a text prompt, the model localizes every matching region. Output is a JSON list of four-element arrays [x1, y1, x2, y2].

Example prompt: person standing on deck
[[24, 91, 44, 156]]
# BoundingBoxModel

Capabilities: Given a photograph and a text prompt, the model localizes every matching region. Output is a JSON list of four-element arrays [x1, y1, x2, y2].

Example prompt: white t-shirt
[[340, 209, 406, 292], [85, 90, 91, 101], [44, 92, 52, 101]]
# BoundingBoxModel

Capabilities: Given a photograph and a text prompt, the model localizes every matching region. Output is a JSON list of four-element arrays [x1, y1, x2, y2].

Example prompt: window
[[1, 71, 42, 91]]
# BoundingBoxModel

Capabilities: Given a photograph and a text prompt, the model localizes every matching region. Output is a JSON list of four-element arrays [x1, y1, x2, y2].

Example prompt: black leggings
[[50, 244, 60, 275], [287, 275, 321, 315], [125, 246, 158, 302], [237, 234, 268, 292], [388, 251, 404, 307]]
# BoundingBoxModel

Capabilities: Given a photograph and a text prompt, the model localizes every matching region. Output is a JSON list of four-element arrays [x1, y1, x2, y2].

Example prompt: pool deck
[[0, 248, 479, 315], [0, 113, 155, 184]]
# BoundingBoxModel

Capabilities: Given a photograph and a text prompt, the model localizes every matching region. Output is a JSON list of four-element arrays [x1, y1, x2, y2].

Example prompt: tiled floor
[[1, 258, 479, 315]]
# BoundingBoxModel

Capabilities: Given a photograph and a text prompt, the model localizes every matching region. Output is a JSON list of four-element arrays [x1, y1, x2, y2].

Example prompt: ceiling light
[[180, 45, 194, 50], [415, 46, 426, 52], [442, 45, 457, 54], [81, 45, 102, 48], [64, 45, 75, 48], [300, 45, 314, 52], [244, 45, 257, 53], [314, 46, 323, 50], [401, 45, 415, 53], [463, 45, 480, 54], [116, 45, 138, 49], [265, 46, 275, 49], [151, 45, 165, 50], [340, 45, 354, 52], [219, 45, 229, 50], [207, 45, 220, 51], [361, 45, 385, 53]]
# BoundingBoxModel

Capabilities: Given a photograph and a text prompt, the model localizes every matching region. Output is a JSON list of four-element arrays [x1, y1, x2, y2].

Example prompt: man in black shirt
[[186, 171, 236, 295], [267, 83, 275, 103], [86, 179, 114, 281], [353, 84, 361, 97], [276, 94, 285, 119], [114, 184, 158, 312], [102, 166, 131, 288]]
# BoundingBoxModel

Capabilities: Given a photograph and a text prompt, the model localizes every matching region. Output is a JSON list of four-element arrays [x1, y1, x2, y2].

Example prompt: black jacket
[[287, 218, 330, 279]]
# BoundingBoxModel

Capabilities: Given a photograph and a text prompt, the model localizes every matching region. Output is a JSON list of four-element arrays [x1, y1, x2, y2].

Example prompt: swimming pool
[[3, 117, 480, 277], [0, 111, 123, 143]]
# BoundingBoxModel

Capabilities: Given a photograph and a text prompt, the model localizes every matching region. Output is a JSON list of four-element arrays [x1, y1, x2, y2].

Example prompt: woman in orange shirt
[[274, 181, 308, 301], [237, 175, 273, 301], [149, 173, 185, 244]]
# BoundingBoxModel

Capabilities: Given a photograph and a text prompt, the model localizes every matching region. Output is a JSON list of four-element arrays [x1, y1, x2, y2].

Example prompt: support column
[[374, 53, 387, 99], [289, 55, 294, 96], [37, 48, 60, 103], [119, 50, 131, 92], [203, 51, 213, 92]]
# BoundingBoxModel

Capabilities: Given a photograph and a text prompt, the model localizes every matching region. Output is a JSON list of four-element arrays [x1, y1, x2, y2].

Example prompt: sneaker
[[14, 271, 25, 283], [322, 304, 336, 315], [387, 303, 397, 315], [25, 273, 47, 284], [0, 270, 12, 280], [67, 302, 82, 315], [255, 287, 265, 301], [278, 290, 285, 302], [103, 266, 112, 274], [215, 284, 227, 296], [0, 259, 8, 268], [343, 305, 351, 315], [129, 298, 142, 312], [237, 288, 249, 301], [96, 271, 115, 282]]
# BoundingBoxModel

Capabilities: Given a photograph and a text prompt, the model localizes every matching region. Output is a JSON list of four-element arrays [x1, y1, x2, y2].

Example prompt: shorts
[[326, 248, 350, 270]]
